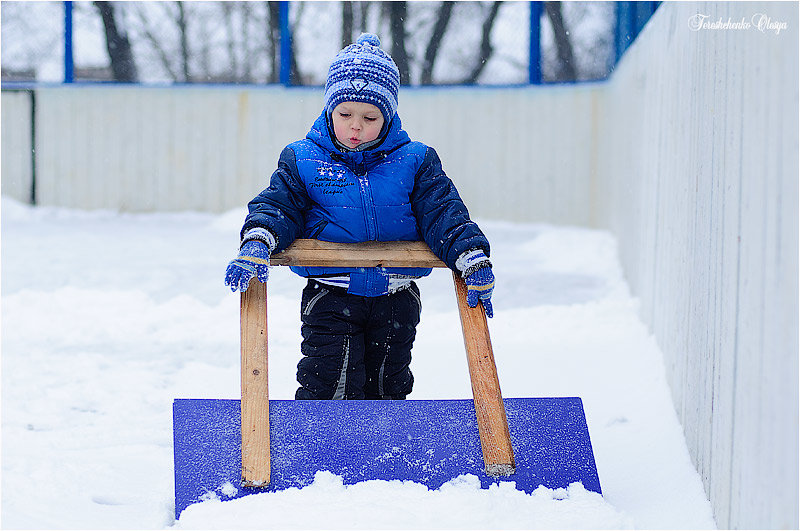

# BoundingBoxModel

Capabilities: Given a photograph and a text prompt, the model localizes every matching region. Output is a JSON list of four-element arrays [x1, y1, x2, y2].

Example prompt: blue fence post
[[636, 1, 660, 34], [279, 1, 292, 86], [615, 1, 660, 63], [64, 1, 74, 83], [615, 2, 630, 62], [529, 1, 542, 85]]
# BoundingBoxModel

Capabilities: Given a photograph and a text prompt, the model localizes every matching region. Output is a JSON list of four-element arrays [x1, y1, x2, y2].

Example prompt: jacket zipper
[[356, 161, 379, 241]]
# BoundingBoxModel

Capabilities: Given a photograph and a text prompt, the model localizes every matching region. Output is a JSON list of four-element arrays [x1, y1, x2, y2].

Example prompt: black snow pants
[[295, 279, 421, 400]]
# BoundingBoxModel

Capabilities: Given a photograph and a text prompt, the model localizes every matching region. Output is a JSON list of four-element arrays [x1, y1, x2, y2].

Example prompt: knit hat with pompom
[[323, 33, 400, 123]]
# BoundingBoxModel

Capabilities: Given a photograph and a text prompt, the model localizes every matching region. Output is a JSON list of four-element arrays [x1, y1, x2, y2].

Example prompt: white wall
[[401, 85, 601, 225], [594, 2, 798, 528], [2, 84, 600, 226], [1, 90, 33, 202], [31, 85, 322, 212]]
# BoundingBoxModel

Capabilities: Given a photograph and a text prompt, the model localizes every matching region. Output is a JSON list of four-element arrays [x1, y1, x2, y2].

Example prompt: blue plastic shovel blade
[[173, 398, 601, 519]]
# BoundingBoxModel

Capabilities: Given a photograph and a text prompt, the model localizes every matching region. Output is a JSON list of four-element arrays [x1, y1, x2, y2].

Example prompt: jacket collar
[[306, 110, 410, 171]]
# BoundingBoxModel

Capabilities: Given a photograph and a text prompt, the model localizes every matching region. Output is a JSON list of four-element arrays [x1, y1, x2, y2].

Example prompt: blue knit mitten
[[457, 249, 495, 318], [225, 228, 275, 292], [465, 267, 495, 318]]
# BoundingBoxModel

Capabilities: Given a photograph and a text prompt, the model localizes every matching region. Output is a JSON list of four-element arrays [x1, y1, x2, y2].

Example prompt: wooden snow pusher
[[173, 240, 601, 518]]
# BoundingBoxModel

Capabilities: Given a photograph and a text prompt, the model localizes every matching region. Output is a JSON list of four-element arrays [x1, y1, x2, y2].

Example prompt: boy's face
[[331, 102, 385, 150]]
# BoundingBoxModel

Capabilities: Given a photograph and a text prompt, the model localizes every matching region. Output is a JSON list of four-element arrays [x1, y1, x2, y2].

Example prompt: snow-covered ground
[[1, 197, 716, 529]]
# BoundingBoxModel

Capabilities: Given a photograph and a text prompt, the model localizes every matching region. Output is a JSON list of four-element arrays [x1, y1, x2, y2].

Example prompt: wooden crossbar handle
[[453, 271, 516, 476], [270, 239, 447, 268], [240, 279, 270, 487]]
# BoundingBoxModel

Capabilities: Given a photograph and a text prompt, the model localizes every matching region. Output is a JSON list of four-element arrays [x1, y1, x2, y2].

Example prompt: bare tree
[[464, 1, 502, 84], [544, 1, 576, 82], [266, 1, 281, 83], [288, 2, 303, 84], [94, 1, 138, 81], [358, 2, 371, 34], [129, 4, 176, 79], [222, 3, 238, 81], [176, 2, 190, 81], [387, 2, 410, 85], [240, 3, 253, 83], [420, 2, 454, 84], [342, 2, 354, 49]]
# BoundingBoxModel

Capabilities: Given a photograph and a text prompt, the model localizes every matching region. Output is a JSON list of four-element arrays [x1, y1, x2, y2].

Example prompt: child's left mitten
[[465, 267, 495, 318], [224, 228, 275, 292], [457, 249, 495, 318]]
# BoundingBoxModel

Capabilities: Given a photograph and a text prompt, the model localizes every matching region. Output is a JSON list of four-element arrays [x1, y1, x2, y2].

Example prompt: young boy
[[225, 33, 494, 400]]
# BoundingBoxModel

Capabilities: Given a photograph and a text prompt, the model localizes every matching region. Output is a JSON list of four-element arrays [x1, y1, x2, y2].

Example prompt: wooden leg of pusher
[[240, 278, 271, 487], [453, 271, 516, 476]]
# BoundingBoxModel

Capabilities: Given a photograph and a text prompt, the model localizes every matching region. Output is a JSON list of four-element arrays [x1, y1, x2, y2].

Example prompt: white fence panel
[[402, 86, 599, 225], [33, 85, 324, 212], [17, 84, 600, 226], [594, 2, 798, 528], [1, 90, 33, 202]]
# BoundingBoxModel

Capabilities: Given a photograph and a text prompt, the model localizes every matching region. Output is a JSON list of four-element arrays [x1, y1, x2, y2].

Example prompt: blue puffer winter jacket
[[242, 111, 489, 296]]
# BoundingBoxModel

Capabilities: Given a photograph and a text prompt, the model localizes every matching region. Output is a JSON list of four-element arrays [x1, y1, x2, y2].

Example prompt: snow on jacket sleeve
[[241, 146, 310, 253], [410, 146, 490, 270]]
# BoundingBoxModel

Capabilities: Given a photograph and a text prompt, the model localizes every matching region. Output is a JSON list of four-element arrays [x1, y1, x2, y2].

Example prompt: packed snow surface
[[1, 197, 716, 529]]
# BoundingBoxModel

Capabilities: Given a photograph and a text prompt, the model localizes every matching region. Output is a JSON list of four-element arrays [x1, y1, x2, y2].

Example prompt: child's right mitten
[[224, 228, 275, 292]]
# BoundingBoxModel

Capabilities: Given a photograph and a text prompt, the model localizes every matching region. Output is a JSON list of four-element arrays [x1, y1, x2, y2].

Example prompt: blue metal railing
[[615, 1, 661, 62], [64, 1, 73, 83], [56, 1, 658, 87], [529, 1, 542, 85], [279, 1, 292, 86]]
